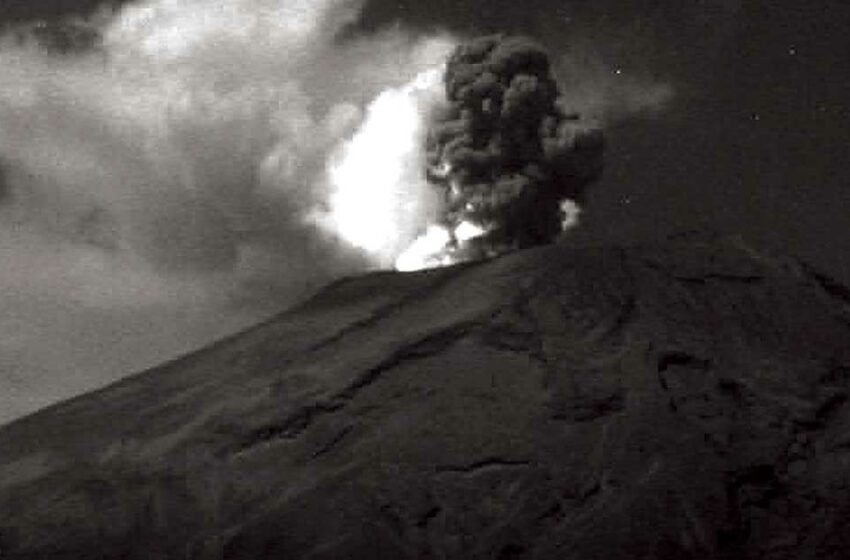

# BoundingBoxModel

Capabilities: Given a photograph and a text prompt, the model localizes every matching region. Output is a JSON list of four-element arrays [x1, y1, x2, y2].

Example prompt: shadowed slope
[[1, 235, 850, 559]]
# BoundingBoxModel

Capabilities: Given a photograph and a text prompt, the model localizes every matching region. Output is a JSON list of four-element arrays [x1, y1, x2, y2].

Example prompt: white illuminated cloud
[[319, 67, 447, 265]]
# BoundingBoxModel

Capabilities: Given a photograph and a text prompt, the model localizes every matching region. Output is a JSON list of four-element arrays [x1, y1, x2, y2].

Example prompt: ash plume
[[425, 35, 604, 252]]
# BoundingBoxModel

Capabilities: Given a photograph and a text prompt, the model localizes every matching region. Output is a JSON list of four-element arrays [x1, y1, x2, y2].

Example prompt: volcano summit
[[1, 234, 850, 559]]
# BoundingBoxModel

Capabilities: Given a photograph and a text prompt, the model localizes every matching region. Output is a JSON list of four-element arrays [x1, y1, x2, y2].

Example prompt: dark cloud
[[426, 35, 603, 250]]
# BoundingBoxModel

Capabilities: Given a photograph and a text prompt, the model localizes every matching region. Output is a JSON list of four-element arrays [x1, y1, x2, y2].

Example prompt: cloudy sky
[[0, 0, 848, 425]]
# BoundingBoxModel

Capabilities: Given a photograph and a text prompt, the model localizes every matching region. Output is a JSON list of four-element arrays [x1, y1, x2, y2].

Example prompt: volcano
[[2, 234, 850, 559]]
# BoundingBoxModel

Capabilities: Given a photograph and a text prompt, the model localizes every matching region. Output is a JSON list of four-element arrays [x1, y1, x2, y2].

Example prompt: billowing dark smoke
[[426, 35, 604, 251]]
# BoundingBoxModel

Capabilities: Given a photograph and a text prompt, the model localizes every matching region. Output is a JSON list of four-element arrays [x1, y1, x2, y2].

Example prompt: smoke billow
[[423, 35, 604, 254]]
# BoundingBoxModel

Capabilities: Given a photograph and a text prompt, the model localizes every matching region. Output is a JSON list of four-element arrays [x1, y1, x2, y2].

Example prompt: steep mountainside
[[2, 234, 850, 559]]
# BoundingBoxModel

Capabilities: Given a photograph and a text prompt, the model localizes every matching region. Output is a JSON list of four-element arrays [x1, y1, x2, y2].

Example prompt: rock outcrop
[[2, 234, 850, 559]]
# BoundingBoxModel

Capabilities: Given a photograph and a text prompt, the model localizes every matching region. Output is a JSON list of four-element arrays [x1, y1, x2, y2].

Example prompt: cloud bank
[[0, 0, 455, 424], [0, 0, 458, 307]]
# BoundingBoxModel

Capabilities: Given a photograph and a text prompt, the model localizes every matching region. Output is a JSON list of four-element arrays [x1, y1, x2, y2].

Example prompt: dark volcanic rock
[[2, 235, 850, 559]]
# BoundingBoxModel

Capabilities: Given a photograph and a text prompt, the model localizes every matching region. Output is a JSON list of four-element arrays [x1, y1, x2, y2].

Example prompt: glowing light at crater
[[320, 67, 444, 264], [318, 54, 585, 274]]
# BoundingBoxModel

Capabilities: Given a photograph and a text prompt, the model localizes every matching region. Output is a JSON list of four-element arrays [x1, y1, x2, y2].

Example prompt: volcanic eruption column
[[424, 35, 605, 254]]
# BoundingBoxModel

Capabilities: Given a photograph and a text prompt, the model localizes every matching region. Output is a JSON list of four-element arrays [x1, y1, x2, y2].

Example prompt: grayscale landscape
[[0, 0, 848, 558]]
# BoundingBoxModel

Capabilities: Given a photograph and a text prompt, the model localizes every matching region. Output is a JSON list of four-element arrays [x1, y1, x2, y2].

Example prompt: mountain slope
[[2, 235, 850, 559]]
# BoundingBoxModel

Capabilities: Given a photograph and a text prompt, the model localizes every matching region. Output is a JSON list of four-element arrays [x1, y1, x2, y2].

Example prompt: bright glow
[[393, 220, 487, 271], [394, 202, 583, 272], [560, 198, 582, 230], [394, 225, 452, 272], [320, 67, 445, 263], [321, 65, 496, 273], [455, 220, 486, 243]]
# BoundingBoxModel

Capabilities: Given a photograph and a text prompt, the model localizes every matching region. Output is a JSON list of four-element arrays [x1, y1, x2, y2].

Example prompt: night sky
[[0, 0, 848, 424]]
